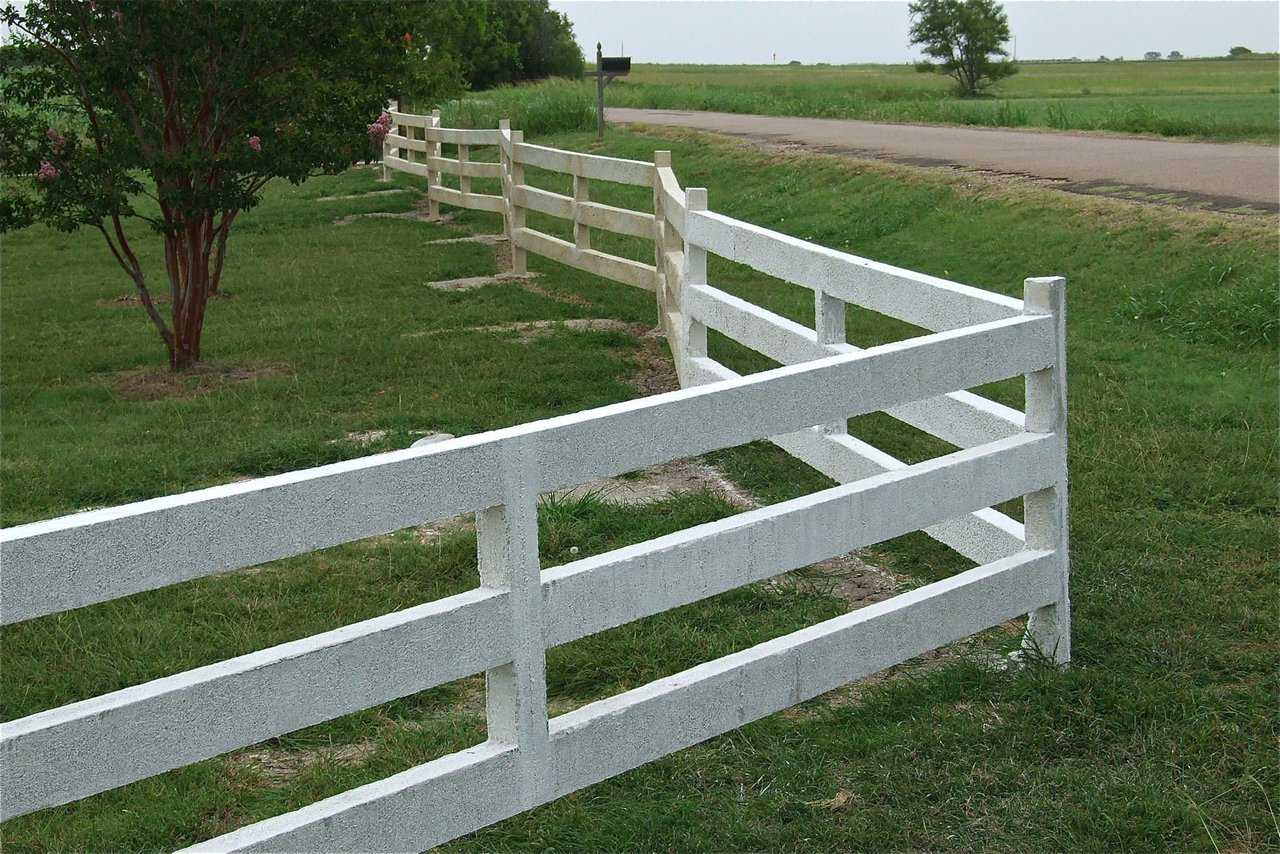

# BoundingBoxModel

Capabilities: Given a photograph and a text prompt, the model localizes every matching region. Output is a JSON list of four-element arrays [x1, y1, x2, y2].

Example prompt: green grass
[[469, 57, 1280, 142], [2, 124, 1277, 852], [406, 78, 597, 137]]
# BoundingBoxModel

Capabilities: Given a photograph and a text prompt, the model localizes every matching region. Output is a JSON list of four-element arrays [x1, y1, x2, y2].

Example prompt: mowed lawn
[[597, 57, 1280, 142], [1, 125, 1277, 852]]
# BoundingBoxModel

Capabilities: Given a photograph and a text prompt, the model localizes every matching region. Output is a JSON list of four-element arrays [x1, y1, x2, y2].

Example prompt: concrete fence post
[[682, 187, 709, 359], [573, 160, 590, 252], [815, 290, 848, 435], [509, 129, 527, 275], [427, 110, 442, 220], [498, 119, 513, 246], [476, 442, 548, 808], [458, 143, 472, 198], [1022, 275, 1071, 665], [652, 151, 671, 311]]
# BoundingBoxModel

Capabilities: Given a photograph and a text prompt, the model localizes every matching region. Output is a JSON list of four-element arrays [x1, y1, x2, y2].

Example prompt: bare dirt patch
[[772, 551, 900, 609], [628, 327, 681, 396], [333, 210, 440, 227], [518, 279, 595, 308], [96, 291, 234, 308], [414, 456, 756, 546], [315, 189, 410, 202], [405, 318, 639, 343], [493, 233, 514, 272], [109, 362, 291, 401], [425, 269, 596, 310], [492, 235, 593, 307], [333, 194, 455, 227], [427, 233, 508, 247], [228, 741, 376, 789], [551, 457, 757, 508], [424, 272, 542, 292], [330, 429, 389, 447]]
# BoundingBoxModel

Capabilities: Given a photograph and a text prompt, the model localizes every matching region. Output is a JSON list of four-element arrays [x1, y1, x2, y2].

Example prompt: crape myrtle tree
[[0, 1, 415, 370], [908, 0, 1017, 97]]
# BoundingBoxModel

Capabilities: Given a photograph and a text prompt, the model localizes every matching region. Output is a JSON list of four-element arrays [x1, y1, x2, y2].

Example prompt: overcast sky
[[551, 1, 1280, 64]]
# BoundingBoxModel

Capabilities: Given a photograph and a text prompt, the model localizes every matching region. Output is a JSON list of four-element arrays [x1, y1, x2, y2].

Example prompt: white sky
[[551, 1, 1280, 64], [3, 1, 1275, 65]]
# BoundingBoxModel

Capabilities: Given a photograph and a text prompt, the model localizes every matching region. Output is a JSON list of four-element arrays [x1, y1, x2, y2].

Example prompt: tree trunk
[[163, 217, 215, 372]]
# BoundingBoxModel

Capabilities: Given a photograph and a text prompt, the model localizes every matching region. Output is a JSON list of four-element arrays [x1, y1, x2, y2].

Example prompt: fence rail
[[0, 108, 1070, 851]]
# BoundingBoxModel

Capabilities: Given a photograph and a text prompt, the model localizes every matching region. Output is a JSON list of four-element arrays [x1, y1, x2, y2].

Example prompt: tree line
[[408, 0, 583, 103]]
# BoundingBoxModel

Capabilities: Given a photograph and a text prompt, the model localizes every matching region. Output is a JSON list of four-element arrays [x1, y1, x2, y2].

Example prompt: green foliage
[[0, 0, 414, 370], [1228, 45, 1253, 57], [440, 79, 594, 136], [908, 0, 1018, 96], [407, 0, 583, 105]]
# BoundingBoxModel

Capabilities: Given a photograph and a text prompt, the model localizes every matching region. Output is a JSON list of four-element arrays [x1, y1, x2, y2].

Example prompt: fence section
[[0, 112, 1070, 851]]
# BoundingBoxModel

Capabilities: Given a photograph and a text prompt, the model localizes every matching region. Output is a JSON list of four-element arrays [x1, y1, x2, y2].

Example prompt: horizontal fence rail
[[1, 109, 1070, 851]]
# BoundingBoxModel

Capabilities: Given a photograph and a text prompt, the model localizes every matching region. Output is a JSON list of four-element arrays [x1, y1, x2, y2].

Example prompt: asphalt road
[[606, 108, 1280, 213]]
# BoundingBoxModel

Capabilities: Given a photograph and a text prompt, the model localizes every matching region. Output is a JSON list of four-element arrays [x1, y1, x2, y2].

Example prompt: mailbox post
[[593, 42, 631, 139]]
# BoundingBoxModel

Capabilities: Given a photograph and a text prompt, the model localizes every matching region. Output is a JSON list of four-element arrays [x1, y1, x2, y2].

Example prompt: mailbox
[[600, 56, 631, 76]]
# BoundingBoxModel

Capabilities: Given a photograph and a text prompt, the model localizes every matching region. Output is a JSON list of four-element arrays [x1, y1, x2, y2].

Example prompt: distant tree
[[1228, 45, 1253, 57], [1098, 55, 1109, 62], [1144, 51, 1162, 60], [501, 1, 584, 82], [908, 0, 1017, 97], [1168, 50, 1183, 60], [0, 1, 413, 371], [410, 0, 582, 101]]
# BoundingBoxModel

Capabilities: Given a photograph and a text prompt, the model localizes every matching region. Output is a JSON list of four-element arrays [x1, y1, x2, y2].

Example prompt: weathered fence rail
[[0, 109, 1070, 851]]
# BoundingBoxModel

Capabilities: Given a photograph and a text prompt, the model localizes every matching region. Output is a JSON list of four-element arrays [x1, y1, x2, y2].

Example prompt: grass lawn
[[461, 57, 1280, 142], [1, 124, 1277, 851]]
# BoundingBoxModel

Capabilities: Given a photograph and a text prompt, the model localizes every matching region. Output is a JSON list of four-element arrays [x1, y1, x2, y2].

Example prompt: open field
[[1, 125, 1276, 851], [459, 57, 1280, 142]]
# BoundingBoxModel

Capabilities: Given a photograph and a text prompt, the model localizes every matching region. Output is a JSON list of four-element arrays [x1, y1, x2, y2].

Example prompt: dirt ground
[[608, 107, 1280, 215]]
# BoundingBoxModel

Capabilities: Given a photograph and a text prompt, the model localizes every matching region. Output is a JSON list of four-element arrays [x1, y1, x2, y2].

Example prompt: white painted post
[[573, 170, 590, 252], [458, 143, 471, 198], [650, 149, 670, 294], [509, 130, 528, 275], [815, 290, 848, 435], [682, 187, 709, 359], [476, 444, 548, 809], [1022, 275, 1070, 665], [498, 119, 514, 254], [652, 151, 671, 311], [427, 110, 442, 220]]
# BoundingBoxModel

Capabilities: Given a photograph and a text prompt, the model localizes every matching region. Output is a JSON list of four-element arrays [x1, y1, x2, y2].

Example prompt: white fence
[[0, 110, 1070, 851]]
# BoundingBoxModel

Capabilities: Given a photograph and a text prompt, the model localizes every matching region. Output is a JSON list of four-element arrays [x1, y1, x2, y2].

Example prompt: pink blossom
[[36, 161, 59, 183], [367, 110, 393, 141], [46, 128, 66, 153], [247, 135, 261, 151]]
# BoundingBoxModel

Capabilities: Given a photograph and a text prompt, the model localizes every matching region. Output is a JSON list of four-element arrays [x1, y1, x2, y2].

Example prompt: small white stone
[[411, 432, 455, 448]]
